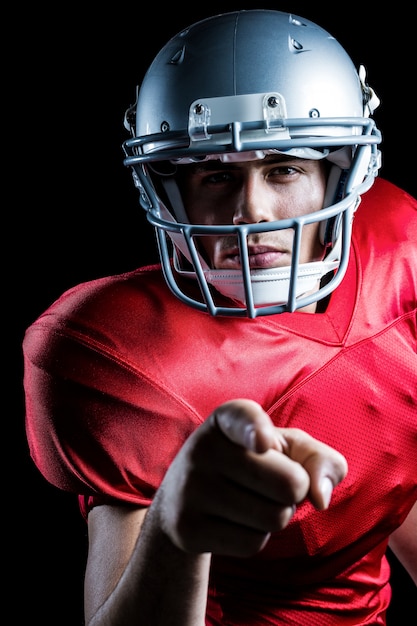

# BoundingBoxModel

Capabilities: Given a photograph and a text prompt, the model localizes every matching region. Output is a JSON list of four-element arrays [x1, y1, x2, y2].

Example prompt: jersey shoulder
[[22, 264, 179, 364]]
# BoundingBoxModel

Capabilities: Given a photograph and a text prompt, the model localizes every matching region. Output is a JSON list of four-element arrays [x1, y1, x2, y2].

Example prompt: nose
[[232, 173, 275, 225]]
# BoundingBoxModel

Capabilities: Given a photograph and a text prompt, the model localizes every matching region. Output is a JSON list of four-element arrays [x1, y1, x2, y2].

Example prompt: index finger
[[276, 428, 348, 510]]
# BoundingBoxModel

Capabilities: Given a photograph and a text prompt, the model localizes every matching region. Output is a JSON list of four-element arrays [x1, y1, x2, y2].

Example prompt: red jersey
[[23, 178, 417, 625]]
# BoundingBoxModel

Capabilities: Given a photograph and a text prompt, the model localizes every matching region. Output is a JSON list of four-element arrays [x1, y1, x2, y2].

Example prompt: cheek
[[186, 203, 231, 226], [179, 184, 221, 225], [298, 174, 327, 261], [300, 222, 324, 262], [279, 179, 326, 219], [193, 235, 219, 265], [185, 201, 203, 224]]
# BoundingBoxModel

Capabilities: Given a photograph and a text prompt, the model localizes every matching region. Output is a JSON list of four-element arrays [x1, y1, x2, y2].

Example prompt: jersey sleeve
[[23, 273, 200, 507]]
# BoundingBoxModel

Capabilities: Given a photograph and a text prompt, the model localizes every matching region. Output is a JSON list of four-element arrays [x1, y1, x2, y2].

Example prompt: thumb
[[212, 399, 280, 454]]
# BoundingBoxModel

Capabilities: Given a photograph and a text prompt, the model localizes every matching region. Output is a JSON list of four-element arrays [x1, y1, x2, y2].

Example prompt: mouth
[[221, 245, 290, 270]]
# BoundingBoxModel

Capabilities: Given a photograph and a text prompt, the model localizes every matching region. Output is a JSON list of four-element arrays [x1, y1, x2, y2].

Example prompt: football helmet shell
[[123, 10, 381, 317]]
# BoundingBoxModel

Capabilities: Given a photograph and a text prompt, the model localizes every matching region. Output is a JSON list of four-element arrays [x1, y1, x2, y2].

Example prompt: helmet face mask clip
[[123, 10, 381, 318]]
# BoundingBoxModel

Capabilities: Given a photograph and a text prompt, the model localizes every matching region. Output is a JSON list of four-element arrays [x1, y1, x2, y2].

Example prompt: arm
[[85, 505, 211, 626], [388, 500, 417, 585], [85, 399, 348, 625]]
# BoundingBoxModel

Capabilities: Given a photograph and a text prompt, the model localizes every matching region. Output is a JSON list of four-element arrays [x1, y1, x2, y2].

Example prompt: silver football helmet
[[123, 10, 381, 317]]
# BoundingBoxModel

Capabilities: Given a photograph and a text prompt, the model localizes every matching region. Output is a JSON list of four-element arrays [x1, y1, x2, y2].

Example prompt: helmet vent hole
[[169, 46, 185, 65], [289, 37, 303, 51]]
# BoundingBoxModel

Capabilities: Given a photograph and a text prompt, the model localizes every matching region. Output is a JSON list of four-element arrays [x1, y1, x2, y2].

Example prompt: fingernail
[[244, 425, 256, 451], [320, 476, 334, 509]]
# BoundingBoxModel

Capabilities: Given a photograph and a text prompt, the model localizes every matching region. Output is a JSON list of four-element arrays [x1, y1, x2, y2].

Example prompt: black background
[[13, 3, 415, 623]]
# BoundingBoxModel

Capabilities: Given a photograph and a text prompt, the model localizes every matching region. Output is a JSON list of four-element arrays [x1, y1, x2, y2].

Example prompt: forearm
[[388, 501, 417, 586], [86, 505, 211, 626]]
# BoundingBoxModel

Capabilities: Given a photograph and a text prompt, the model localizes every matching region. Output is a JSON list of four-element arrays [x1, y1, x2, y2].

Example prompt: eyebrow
[[185, 154, 299, 174]]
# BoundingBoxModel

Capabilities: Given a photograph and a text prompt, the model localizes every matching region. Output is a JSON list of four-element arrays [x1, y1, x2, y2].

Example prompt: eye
[[268, 164, 299, 178], [203, 170, 235, 184]]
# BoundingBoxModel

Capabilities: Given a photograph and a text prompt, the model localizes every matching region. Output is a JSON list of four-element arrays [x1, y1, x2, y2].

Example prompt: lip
[[221, 245, 289, 269]]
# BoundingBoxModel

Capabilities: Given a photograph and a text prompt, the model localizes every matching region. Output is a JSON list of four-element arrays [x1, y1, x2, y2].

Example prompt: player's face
[[176, 156, 328, 271]]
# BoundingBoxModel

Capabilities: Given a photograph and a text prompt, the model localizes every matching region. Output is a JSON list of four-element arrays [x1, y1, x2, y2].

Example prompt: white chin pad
[[204, 260, 338, 306]]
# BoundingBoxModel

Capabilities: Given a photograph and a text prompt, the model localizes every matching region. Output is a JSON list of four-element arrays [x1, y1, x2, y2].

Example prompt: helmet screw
[[160, 121, 170, 132], [267, 96, 279, 108], [309, 109, 320, 118], [194, 103, 205, 115]]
